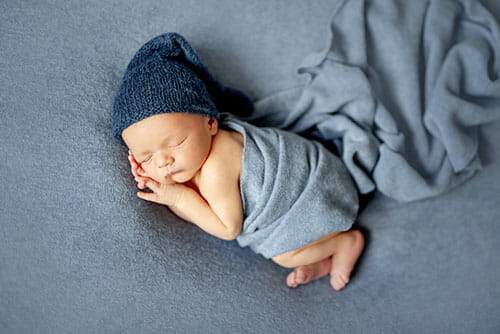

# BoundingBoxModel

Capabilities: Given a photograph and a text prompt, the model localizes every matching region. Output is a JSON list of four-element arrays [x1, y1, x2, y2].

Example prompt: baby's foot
[[329, 230, 364, 291], [287, 257, 332, 288]]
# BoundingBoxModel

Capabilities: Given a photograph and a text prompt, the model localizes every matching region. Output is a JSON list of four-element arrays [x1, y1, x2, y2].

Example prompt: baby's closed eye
[[136, 136, 188, 164], [168, 136, 187, 148]]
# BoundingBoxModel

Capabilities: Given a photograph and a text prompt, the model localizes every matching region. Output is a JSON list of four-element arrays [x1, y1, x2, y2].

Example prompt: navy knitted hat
[[112, 32, 253, 146]]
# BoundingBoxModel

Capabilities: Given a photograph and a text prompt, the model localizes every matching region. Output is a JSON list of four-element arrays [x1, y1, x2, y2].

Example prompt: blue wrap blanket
[[234, 0, 500, 202], [220, 113, 359, 259]]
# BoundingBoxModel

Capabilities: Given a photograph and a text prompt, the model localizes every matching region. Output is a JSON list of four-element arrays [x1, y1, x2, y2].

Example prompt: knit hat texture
[[112, 32, 253, 146]]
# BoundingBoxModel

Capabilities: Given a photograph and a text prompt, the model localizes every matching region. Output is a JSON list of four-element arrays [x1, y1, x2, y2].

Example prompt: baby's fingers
[[136, 175, 151, 189], [136, 166, 146, 176], [137, 180, 161, 202], [128, 153, 138, 174], [129, 153, 148, 176], [128, 154, 144, 177], [137, 179, 146, 189], [137, 190, 161, 204]]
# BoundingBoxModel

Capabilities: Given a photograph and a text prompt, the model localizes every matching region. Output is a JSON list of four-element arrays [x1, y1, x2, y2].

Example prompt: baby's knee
[[347, 229, 364, 244], [271, 250, 297, 269], [342, 229, 364, 250]]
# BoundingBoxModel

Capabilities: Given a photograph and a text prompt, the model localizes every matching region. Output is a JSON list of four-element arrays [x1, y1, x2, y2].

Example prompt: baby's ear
[[207, 117, 218, 135]]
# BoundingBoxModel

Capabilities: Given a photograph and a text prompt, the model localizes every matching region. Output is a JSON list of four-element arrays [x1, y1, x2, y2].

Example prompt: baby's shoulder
[[199, 129, 243, 183], [211, 129, 243, 163]]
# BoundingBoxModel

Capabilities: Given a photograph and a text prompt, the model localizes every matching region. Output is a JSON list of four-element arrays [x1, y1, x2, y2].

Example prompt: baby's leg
[[327, 230, 364, 290], [272, 230, 364, 290]]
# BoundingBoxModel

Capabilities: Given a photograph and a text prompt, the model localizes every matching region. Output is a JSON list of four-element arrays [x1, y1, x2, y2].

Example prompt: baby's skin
[[122, 112, 364, 291]]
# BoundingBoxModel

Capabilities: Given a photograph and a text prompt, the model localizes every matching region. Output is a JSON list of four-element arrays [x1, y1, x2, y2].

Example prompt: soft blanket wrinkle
[[233, 0, 500, 202], [221, 114, 358, 259]]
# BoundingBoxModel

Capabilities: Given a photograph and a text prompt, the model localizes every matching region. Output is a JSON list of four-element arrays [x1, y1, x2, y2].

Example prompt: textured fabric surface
[[235, 0, 500, 202], [1, 0, 500, 333], [221, 114, 358, 259]]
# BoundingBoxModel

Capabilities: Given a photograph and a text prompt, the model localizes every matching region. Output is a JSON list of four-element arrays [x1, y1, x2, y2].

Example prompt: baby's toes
[[296, 268, 308, 283], [330, 272, 349, 291], [286, 271, 299, 288]]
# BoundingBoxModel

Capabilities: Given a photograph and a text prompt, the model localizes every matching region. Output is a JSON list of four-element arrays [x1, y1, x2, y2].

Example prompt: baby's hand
[[128, 150, 149, 189], [128, 150, 186, 207]]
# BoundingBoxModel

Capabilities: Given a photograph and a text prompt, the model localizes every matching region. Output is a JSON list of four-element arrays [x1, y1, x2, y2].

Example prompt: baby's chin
[[159, 178, 178, 185], [158, 172, 191, 185]]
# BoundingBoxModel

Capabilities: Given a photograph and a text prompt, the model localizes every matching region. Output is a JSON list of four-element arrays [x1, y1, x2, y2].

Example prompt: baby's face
[[121, 113, 218, 184]]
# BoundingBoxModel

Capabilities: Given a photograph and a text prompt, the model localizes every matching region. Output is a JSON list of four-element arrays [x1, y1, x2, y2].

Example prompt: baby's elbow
[[223, 233, 238, 241], [224, 222, 242, 241], [220, 232, 237, 241], [224, 229, 240, 241]]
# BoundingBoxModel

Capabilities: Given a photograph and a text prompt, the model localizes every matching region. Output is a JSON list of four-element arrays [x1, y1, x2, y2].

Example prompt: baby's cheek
[[143, 164, 159, 179], [144, 165, 153, 175]]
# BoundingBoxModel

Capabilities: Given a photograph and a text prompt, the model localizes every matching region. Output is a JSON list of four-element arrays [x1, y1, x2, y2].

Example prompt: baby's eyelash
[[139, 137, 187, 163], [170, 137, 187, 148]]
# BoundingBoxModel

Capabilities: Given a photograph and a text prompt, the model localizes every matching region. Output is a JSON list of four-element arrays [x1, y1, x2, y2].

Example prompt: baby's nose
[[158, 155, 174, 167]]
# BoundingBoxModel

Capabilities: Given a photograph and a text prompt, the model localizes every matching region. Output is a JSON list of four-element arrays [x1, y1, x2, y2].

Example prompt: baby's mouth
[[165, 169, 180, 178]]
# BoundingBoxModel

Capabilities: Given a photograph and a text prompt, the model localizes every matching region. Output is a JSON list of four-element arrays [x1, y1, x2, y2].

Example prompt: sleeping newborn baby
[[112, 33, 364, 291]]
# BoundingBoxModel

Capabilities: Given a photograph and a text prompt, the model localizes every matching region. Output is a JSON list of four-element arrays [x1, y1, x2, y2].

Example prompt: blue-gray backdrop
[[1, 0, 499, 333]]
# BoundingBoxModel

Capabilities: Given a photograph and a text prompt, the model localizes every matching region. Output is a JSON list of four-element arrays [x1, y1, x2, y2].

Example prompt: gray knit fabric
[[238, 0, 500, 202], [220, 113, 359, 259], [3, 1, 500, 332]]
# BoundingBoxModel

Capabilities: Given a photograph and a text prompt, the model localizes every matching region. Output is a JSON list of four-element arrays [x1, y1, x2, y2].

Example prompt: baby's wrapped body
[[220, 113, 359, 259]]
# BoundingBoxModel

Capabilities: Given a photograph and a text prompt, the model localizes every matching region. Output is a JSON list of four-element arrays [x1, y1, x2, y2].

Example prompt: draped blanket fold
[[221, 114, 358, 259], [234, 0, 500, 202]]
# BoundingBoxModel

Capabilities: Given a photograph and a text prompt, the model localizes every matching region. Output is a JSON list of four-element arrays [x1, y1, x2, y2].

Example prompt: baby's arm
[[195, 156, 243, 239], [129, 152, 240, 241], [169, 185, 241, 240]]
